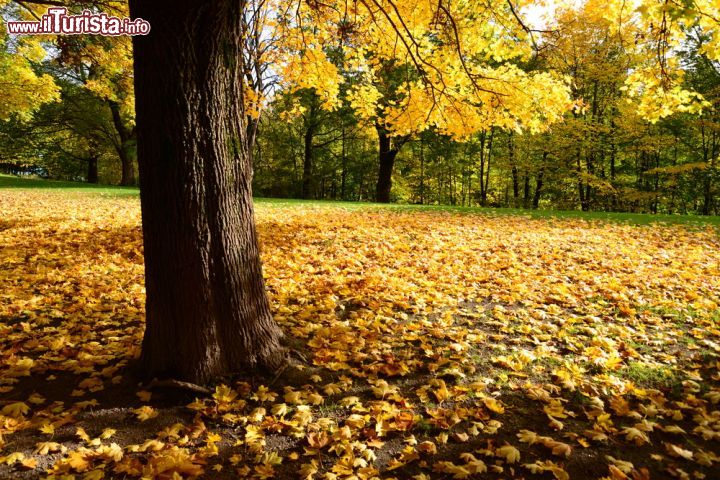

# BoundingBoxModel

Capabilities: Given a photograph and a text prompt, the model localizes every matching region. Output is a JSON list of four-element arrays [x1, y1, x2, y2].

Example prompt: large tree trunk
[[376, 126, 400, 203], [131, 0, 285, 384]]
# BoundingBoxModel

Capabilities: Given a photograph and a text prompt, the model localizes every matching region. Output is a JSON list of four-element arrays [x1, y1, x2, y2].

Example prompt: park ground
[[0, 174, 719, 479]]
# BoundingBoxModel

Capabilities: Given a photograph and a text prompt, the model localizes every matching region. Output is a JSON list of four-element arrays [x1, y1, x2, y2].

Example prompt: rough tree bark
[[130, 0, 286, 384]]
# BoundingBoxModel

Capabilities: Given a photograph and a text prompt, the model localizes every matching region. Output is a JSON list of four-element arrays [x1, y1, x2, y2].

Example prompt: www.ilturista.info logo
[[6, 8, 150, 36]]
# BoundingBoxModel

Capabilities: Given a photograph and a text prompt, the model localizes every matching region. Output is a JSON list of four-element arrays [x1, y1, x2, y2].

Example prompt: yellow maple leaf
[[1, 452, 25, 466], [76, 427, 91, 442], [133, 405, 158, 421], [66, 450, 91, 472], [35, 441, 64, 455], [213, 384, 238, 404], [622, 427, 650, 446], [665, 443, 693, 460], [496, 445, 521, 463], [299, 460, 319, 480], [39, 423, 55, 436], [2, 402, 29, 418], [483, 397, 505, 414]]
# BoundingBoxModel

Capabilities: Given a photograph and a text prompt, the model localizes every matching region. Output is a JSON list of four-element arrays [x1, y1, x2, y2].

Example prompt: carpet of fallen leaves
[[1, 191, 720, 480]]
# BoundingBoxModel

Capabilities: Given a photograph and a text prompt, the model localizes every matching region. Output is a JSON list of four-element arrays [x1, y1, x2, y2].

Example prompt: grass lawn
[[3, 174, 719, 227], [1, 175, 719, 479], [0, 174, 139, 196]]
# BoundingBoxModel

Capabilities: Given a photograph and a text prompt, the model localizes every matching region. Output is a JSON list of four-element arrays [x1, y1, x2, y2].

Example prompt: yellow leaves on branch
[[0, 44, 60, 121], [274, 0, 573, 138], [82, 37, 136, 120], [273, 0, 720, 138], [578, 0, 719, 121], [282, 46, 343, 111], [379, 68, 573, 139], [623, 68, 710, 123]]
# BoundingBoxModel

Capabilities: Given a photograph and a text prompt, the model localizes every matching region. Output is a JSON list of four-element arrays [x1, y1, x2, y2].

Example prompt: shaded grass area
[[3, 174, 719, 227]]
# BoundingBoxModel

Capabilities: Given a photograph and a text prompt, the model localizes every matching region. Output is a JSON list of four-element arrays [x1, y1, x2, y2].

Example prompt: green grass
[[618, 362, 684, 392], [2, 174, 719, 226], [0, 174, 139, 196]]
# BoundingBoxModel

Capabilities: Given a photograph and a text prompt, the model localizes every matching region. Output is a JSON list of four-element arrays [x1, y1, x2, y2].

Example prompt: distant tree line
[[251, 20, 719, 215]]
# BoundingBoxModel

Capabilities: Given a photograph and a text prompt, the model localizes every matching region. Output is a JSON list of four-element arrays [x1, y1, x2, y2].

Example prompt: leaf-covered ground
[[1, 188, 720, 480]]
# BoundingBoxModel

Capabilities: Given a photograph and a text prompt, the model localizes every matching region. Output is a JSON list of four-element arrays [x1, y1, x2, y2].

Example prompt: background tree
[[54, 23, 138, 185], [0, 2, 59, 120], [0, 0, 138, 184]]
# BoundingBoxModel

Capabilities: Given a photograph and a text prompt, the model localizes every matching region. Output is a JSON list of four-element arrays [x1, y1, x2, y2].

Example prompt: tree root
[[144, 378, 212, 395], [288, 347, 308, 364]]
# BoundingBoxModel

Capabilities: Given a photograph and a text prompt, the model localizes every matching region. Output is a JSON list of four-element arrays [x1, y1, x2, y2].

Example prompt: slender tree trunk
[[302, 124, 314, 199], [523, 174, 530, 208], [130, 0, 285, 384], [578, 156, 589, 212], [532, 172, 544, 209], [358, 173, 364, 201], [700, 122, 715, 215], [376, 126, 399, 203], [450, 164, 456, 205], [483, 129, 493, 206], [509, 133, 519, 207], [478, 131, 486, 205], [119, 142, 136, 186], [533, 161, 546, 209], [419, 138, 425, 204], [511, 166, 519, 206], [340, 127, 347, 200], [109, 101, 137, 186], [87, 156, 98, 184], [653, 152, 660, 214]]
